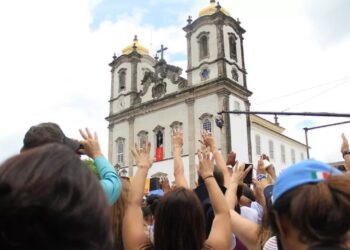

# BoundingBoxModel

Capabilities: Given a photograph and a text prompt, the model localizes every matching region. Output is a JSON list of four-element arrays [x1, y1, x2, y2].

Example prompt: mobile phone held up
[[244, 163, 253, 185]]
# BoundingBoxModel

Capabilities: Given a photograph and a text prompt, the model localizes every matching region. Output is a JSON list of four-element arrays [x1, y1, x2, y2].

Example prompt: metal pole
[[219, 110, 350, 118], [304, 128, 310, 159]]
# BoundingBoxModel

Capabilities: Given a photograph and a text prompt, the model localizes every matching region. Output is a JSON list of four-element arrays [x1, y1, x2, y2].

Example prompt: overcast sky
[[0, 0, 349, 164]]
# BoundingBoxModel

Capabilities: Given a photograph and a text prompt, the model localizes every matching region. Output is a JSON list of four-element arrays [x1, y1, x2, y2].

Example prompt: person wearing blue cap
[[270, 160, 350, 250]]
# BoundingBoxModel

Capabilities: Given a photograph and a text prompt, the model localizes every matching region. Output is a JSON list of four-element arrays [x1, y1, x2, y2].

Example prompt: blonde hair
[[111, 178, 131, 250]]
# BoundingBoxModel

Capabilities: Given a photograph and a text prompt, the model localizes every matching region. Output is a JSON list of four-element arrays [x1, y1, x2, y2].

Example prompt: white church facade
[[106, 0, 307, 187]]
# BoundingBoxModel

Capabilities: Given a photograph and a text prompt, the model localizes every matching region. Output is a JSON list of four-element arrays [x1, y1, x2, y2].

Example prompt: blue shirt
[[94, 156, 122, 205]]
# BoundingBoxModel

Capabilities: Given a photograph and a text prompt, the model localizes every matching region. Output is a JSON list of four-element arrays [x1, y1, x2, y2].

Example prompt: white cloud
[[0, 0, 349, 165]]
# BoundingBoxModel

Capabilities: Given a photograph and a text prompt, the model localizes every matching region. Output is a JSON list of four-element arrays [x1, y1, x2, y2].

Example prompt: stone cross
[[157, 44, 168, 60]]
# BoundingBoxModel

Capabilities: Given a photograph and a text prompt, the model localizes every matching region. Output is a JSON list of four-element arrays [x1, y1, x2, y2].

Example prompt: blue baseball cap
[[272, 160, 343, 204]]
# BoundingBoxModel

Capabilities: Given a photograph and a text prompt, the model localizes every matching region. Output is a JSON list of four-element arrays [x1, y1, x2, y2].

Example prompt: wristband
[[342, 150, 350, 158], [257, 174, 267, 181], [203, 175, 214, 181]]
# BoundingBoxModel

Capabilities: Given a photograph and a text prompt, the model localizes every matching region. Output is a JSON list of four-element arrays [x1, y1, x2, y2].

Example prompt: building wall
[[251, 125, 307, 174], [114, 63, 132, 97], [223, 25, 242, 66], [190, 24, 219, 85], [191, 24, 218, 67], [192, 63, 219, 87], [133, 102, 189, 159], [223, 25, 244, 87], [193, 94, 221, 146], [111, 121, 130, 165], [229, 95, 249, 163]]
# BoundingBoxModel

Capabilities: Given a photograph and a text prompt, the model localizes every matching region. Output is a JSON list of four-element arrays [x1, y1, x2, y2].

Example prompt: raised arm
[[201, 131, 230, 187], [79, 128, 121, 205], [172, 129, 189, 188], [341, 133, 350, 172], [197, 148, 231, 250], [223, 161, 261, 250], [122, 142, 153, 250], [225, 163, 251, 210], [256, 155, 271, 190]]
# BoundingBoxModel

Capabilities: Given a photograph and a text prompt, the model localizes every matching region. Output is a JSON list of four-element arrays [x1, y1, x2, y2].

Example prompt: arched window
[[137, 130, 148, 149], [200, 36, 208, 58], [153, 126, 165, 161], [229, 33, 237, 61], [156, 130, 163, 148], [170, 121, 183, 134], [197, 32, 210, 60], [118, 69, 126, 92], [116, 137, 125, 165], [199, 113, 213, 133], [203, 118, 212, 132]]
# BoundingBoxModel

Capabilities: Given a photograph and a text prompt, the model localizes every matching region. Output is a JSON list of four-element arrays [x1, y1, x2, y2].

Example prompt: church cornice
[[183, 11, 245, 36], [106, 78, 252, 124], [108, 91, 138, 103], [187, 57, 247, 74], [109, 53, 156, 71]]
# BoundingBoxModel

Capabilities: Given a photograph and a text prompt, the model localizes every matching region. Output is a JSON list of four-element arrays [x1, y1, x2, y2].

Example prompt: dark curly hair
[[0, 143, 113, 250]]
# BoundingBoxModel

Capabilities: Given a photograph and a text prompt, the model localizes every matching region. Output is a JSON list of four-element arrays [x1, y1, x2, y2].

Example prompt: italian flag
[[311, 171, 329, 180]]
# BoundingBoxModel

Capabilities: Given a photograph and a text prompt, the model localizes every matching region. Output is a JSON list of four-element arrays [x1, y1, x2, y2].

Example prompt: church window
[[255, 134, 261, 155], [291, 149, 296, 164], [229, 33, 237, 61], [170, 121, 183, 134], [203, 118, 211, 132], [116, 137, 125, 165], [137, 130, 148, 149], [281, 144, 286, 163], [197, 32, 210, 60], [300, 152, 305, 161], [118, 69, 127, 92], [153, 126, 165, 161], [199, 113, 213, 132], [200, 68, 210, 81], [231, 68, 239, 82], [268, 140, 274, 159]]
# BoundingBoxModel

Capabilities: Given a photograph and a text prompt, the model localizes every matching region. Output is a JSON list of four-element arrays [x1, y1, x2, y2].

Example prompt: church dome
[[199, 0, 230, 17], [122, 35, 149, 55]]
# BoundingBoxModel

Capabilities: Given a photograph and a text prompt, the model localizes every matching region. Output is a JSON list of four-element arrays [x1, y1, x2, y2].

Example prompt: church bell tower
[[184, 0, 248, 89]]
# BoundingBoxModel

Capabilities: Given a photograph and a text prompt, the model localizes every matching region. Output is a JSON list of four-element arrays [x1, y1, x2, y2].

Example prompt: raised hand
[[197, 147, 214, 179], [231, 163, 252, 184], [79, 128, 102, 159], [265, 165, 277, 181], [201, 130, 216, 151], [341, 133, 349, 154], [160, 176, 171, 194], [226, 151, 237, 167], [172, 128, 183, 149], [131, 142, 153, 169], [256, 155, 267, 176], [252, 178, 265, 206]]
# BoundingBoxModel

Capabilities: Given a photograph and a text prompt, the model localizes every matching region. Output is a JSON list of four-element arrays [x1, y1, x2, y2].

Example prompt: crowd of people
[[0, 122, 349, 250]]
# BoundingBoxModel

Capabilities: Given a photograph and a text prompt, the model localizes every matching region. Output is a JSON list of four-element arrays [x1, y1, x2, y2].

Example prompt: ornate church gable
[[139, 58, 187, 100]]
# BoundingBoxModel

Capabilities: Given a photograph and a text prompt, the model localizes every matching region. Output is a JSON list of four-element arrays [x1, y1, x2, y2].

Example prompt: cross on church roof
[[157, 44, 168, 60]]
